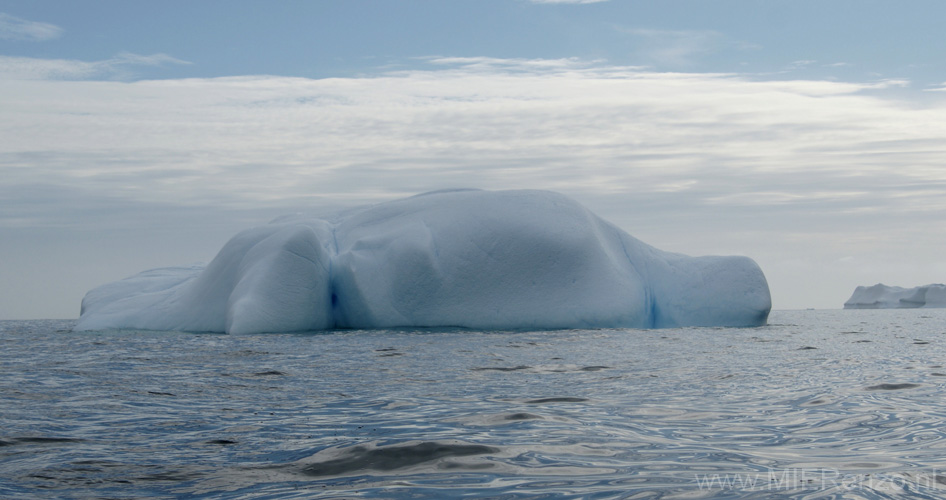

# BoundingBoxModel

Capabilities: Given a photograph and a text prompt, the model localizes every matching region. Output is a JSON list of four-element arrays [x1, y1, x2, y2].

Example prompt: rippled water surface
[[3, 310, 946, 499]]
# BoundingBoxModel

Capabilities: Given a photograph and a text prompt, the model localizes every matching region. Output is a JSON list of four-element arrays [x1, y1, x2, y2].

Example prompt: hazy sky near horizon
[[2, 0, 946, 319]]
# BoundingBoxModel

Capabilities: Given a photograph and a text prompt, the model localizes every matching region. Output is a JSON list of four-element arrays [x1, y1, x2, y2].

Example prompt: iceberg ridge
[[844, 283, 946, 309]]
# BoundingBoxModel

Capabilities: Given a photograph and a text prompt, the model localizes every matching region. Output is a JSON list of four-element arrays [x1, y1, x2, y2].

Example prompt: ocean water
[[2, 309, 946, 499]]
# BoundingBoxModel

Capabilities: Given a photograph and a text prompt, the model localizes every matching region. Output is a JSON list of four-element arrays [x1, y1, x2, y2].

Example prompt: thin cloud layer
[[0, 12, 62, 41], [619, 28, 760, 68], [622, 28, 726, 67], [0, 52, 191, 80]]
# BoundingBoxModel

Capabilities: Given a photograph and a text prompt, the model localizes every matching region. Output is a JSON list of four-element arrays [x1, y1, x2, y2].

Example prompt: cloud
[[0, 52, 191, 80], [3, 56, 946, 314], [620, 28, 749, 67], [2, 57, 944, 219], [421, 56, 616, 73], [786, 60, 817, 70], [0, 12, 62, 41], [927, 82, 946, 92]]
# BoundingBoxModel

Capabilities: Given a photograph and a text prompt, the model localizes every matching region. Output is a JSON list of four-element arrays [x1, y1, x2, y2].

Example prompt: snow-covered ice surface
[[844, 284, 946, 309], [76, 189, 771, 333]]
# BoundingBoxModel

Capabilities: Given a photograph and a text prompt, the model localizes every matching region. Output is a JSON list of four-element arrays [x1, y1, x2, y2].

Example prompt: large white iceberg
[[844, 283, 946, 309], [75, 189, 771, 333]]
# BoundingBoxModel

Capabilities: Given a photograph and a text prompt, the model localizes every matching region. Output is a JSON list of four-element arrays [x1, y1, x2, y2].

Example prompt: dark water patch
[[229, 349, 272, 357], [507, 342, 540, 348], [378, 352, 404, 357], [252, 370, 286, 377], [801, 396, 834, 406], [504, 412, 541, 421], [580, 366, 611, 372], [374, 348, 397, 352], [137, 469, 205, 482], [931, 373, 946, 377], [447, 411, 552, 427], [26, 473, 58, 482], [206, 439, 238, 445], [437, 460, 494, 470], [71, 459, 123, 467], [855, 340, 872, 343], [147, 391, 176, 396], [798, 346, 818, 350], [750, 336, 780, 343], [525, 397, 588, 404], [914, 340, 930, 345], [865, 383, 922, 391], [472, 365, 531, 372], [3, 437, 84, 446], [292, 441, 500, 477], [29, 461, 209, 489], [846, 462, 882, 468]]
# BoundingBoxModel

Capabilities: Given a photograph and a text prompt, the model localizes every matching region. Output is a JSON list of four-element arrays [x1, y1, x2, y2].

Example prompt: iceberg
[[844, 283, 946, 309], [75, 189, 771, 333]]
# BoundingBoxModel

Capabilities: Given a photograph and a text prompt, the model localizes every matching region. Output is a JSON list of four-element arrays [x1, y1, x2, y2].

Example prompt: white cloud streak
[[927, 82, 946, 92], [2, 56, 946, 313], [0, 52, 191, 80], [0, 12, 62, 41]]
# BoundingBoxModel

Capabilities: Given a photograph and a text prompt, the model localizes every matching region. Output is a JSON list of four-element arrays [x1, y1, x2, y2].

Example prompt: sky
[[2, 0, 946, 319]]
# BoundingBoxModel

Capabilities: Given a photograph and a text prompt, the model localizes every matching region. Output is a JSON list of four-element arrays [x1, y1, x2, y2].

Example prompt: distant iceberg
[[75, 189, 771, 333], [844, 283, 946, 309]]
